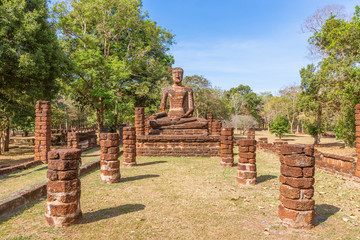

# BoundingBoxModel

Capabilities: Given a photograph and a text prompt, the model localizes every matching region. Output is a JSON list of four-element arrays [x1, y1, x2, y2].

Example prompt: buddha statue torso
[[149, 67, 208, 131]]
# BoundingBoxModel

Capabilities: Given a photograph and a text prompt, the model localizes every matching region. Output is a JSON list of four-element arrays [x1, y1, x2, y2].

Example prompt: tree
[[53, 0, 174, 132], [261, 95, 283, 131], [270, 115, 291, 139], [0, 0, 66, 153], [279, 85, 300, 133]]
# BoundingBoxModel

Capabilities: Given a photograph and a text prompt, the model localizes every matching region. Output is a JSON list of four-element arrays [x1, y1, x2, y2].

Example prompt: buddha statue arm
[[153, 88, 168, 119], [183, 89, 194, 117]]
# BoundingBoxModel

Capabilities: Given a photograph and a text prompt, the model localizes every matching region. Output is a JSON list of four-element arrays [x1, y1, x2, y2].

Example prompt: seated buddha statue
[[149, 67, 208, 129]]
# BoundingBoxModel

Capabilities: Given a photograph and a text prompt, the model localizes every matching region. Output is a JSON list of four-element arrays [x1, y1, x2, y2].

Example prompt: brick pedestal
[[212, 120, 222, 136], [220, 127, 234, 166], [206, 114, 213, 135], [35, 101, 51, 163], [355, 104, 360, 177], [67, 132, 80, 149], [279, 144, 315, 229], [135, 107, 145, 136], [236, 139, 257, 185], [45, 149, 82, 227], [100, 133, 120, 183], [247, 128, 255, 140], [123, 127, 137, 167]]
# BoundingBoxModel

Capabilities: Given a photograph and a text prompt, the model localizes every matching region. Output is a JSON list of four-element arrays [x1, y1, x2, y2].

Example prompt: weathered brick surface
[[67, 132, 80, 149], [279, 144, 315, 229], [258, 138, 268, 144], [123, 127, 137, 166], [206, 114, 213, 135], [236, 139, 257, 185], [100, 133, 121, 183], [45, 149, 82, 227], [212, 120, 222, 136], [35, 101, 51, 163], [247, 128, 255, 140], [136, 135, 220, 157], [220, 127, 234, 166], [135, 107, 145, 136]]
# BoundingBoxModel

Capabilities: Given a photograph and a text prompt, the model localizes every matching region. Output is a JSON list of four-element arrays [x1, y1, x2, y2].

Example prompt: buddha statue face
[[172, 67, 183, 86]]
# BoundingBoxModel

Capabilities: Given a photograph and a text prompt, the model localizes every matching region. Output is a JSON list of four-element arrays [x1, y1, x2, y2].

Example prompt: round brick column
[[45, 149, 82, 227], [67, 132, 80, 149], [279, 144, 315, 229], [135, 107, 145, 136], [100, 133, 121, 183], [236, 139, 257, 185], [123, 127, 137, 167], [220, 127, 234, 166], [212, 120, 222, 136], [35, 101, 51, 163], [355, 104, 360, 177], [247, 128, 255, 140]]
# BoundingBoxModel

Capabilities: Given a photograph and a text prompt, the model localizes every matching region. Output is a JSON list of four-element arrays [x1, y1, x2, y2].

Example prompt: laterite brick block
[[45, 149, 82, 227], [135, 107, 145, 136], [279, 144, 315, 229], [220, 127, 234, 166], [236, 139, 257, 185], [123, 127, 137, 166], [100, 133, 121, 183], [35, 101, 51, 163]]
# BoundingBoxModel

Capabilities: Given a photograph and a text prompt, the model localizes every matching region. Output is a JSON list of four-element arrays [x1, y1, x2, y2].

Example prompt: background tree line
[[1, 1, 360, 155]]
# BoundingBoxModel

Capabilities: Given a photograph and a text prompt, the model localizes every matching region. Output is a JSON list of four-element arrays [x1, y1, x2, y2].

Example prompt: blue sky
[[142, 0, 359, 94]]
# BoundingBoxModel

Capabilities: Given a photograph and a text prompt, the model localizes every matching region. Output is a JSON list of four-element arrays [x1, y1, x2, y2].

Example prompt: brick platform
[[35, 101, 51, 163], [279, 144, 315, 229], [220, 127, 234, 166], [123, 127, 137, 166], [100, 133, 121, 183], [45, 149, 82, 227], [137, 135, 221, 157], [236, 139, 257, 185]]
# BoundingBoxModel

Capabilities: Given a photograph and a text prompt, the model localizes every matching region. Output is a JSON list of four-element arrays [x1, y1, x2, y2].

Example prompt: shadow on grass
[[137, 161, 166, 166], [82, 204, 146, 224], [280, 139, 295, 142], [121, 174, 160, 183], [257, 174, 277, 183], [0, 166, 47, 181], [314, 204, 340, 226]]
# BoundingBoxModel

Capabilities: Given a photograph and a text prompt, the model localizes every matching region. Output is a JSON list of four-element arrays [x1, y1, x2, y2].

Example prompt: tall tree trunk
[[5, 124, 10, 152], [314, 105, 322, 145], [296, 120, 299, 134]]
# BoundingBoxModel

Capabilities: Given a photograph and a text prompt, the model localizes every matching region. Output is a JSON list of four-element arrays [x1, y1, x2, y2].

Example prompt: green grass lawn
[[0, 147, 100, 201], [0, 149, 359, 239]]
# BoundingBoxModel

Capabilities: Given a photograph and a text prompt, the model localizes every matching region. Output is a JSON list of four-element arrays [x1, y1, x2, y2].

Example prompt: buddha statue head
[[172, 67, 184, 86]]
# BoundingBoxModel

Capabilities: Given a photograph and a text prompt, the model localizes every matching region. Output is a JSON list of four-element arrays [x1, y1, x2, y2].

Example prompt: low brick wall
[[257, 139, 358, 179], [136, 135, 221, 157]]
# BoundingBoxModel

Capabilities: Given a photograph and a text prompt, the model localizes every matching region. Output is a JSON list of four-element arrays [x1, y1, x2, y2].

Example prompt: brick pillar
[[355, 104, 360, 177], [247, 128, 255, 140], [46, 149, 82, 227], [206, 114, 213, 135], [135, 107, 145, 136], [258, 138, 268, 144], [67, 132, 80, 149], [279, 144, 315, 229], [145, 116, 150, 135], [274, 141, 288, 156], [236, 139, 257, 185], [35, 101, 51, 163], [100, 133, 121, 183], [212, 120, 222, 136], [123, 127, 137, 167], [220, 127, 234, 166]]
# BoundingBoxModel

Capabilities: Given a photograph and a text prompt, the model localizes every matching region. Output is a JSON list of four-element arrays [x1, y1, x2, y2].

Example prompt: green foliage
[[0, 0, 66, 132], [53, 0, 174, 128], [269, 115, 290, 139]]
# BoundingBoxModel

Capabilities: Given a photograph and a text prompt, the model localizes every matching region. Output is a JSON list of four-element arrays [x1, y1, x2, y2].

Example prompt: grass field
[[0, 149, 359, 239]]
